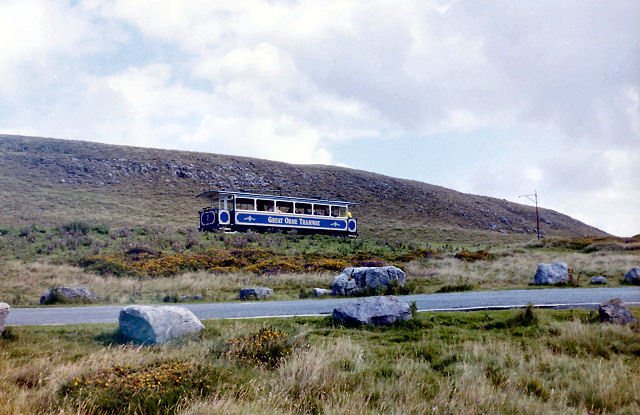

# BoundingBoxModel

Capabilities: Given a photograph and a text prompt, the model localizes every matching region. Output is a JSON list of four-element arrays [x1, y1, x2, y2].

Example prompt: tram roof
[[196, 190, 358, 206]]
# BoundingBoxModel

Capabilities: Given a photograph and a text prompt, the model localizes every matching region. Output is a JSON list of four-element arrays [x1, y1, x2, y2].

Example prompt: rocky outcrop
[[332, 296, 412, 326], [313, 288, 332, 297], [332, 266, 405, 296], [119, 305, 204, 344], [598, 299, 637, 325], [532, 262, 568, 285], [40, 287, 98, 304], [589, 276, 607, 285], [0, 303, 9, 336], [239, 287, 273, 300], [624, 267, 640, 284]]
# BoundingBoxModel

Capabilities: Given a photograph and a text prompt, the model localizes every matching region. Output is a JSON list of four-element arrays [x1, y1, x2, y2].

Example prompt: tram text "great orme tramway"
[[197, 190, 358, 237]]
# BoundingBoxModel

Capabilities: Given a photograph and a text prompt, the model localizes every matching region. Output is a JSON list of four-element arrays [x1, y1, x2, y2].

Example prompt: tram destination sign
[[235, 212, 348, 231]]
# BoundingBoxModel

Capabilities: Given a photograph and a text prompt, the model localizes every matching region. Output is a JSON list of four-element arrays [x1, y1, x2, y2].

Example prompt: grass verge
[[0, 308, 639, 414]]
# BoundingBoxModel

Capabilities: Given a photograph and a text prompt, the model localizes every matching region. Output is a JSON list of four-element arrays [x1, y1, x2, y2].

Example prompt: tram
[[197, 190, 358, 236]]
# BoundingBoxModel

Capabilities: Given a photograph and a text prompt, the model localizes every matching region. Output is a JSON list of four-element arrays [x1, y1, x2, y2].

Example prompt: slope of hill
[[0, 134, 607, 243]]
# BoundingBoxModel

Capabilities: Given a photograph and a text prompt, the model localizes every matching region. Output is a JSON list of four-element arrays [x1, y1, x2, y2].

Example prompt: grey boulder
[[180, 295, 203, 301], [333, 296, 412, 326], [239, 287, 273, 300], [0, 303, 9, 336], [598, 299, 637, 325], [119, 305, 204, 344], [332, 266, 405, 296], [313, 288, 332, 297], [589, 276, 607, 285], [40, 287, 98, 304], [532, 262, 568, 285], [624, 267, 640, 284]]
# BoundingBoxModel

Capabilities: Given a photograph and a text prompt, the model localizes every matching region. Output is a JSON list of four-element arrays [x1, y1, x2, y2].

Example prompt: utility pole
[[519, 190, 541, 240]]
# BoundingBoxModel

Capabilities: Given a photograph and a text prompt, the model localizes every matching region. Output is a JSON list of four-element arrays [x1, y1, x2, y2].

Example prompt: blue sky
[[0, 0, 638, 236]]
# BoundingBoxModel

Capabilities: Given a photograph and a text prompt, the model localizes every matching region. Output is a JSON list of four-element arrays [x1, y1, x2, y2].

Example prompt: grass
[[1, 235, 638, 306], [1, 308, 639, 414]]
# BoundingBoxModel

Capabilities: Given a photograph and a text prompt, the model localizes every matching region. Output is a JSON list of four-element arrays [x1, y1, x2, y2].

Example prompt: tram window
[[314, 204, 329, 216], [235, 198, 255, 211], [331, 206, 347, 217], [276, 201, 293, 213], [295, 203, 312, 215], [257, 199, 275, 212]]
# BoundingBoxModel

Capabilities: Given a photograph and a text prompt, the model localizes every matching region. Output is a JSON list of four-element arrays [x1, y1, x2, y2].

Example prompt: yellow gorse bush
[[60, 359, 233, 415], [78, 248, 437, 277], [222, 327, 294, 369]]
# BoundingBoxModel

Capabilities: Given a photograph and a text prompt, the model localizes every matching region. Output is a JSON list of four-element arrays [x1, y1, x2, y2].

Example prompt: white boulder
[[40, 287, 98, 304], [332, 266, 405, 296], [119, 305, 204, 344], [333, 296, 412, 325], [239, 287, 273, 300], [532, 262, 568, 285], [0, 303, 9, 336], [624, 267, 640, 284]]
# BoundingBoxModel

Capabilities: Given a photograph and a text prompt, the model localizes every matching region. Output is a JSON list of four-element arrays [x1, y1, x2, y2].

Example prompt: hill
[[0, 134, 607, 243]]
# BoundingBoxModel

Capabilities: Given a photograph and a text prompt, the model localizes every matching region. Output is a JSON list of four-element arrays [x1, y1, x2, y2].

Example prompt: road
[[6, 287, 640, 326]]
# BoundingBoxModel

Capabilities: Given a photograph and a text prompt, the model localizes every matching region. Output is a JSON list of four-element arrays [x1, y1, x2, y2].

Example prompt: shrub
[[517, 302, 538, 326], [219, 328, 293, 369], [409, 301, 418, 318], [245, 259, 303, 275], [377, 279, 413, 296], [78, 255, 130, 277], [393, 249, 437, 262], [60, 360, 228, 415], [92, 224, 110, 235], [62, 221, 91, 235], [484, 303, 538, 329], [307, 257, 350, 272], [435, 283, 475, 293], [162, 294, 180, 303], [454, 250, 494, 262]]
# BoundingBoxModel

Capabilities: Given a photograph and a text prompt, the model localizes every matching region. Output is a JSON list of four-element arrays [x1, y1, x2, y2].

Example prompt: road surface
[[6, 287, 639, 326]]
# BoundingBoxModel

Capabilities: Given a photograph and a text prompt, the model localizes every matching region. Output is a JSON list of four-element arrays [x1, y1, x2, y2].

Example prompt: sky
[[0, 1, 638, 236]]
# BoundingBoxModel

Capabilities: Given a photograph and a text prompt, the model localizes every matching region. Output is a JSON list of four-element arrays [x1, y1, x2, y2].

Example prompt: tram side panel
[[200, 209, 357, 236]]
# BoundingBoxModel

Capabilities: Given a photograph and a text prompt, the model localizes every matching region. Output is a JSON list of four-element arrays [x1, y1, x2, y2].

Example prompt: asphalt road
[[6, 287, 640, 326]]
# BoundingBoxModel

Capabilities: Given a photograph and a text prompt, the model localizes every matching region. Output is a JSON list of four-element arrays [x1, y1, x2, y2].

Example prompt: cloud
[[0, 0, 638, 234], [0, 0, 101, 95]]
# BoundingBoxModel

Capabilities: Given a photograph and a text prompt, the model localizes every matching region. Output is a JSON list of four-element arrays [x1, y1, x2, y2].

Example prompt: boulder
[[333, 296, 412, 326], [589, 276, 607, 285], [624, 267, 640, 284], [239, 287, 273, 300], [180, 295, 203, 301], [598, 299, 637, 325], [313, 288, 332, 297], [0, 303, 9, 336], [532, 262, 568, 285], [332, 266, 405, 296], [40, 287, 98, 304], [119, 305, 204, 344]]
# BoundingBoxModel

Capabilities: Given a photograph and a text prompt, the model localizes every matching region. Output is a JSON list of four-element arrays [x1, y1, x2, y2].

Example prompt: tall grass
[[1, 245, 638, 306], [1, 308, 638, 414]]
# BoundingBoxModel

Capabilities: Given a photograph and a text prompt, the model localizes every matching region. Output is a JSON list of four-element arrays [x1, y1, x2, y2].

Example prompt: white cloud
[[0, 0, 638, 234], [0, 0, 99, 95]]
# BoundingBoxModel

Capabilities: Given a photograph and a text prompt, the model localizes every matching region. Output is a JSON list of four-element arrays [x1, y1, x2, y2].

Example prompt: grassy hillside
[[0, 134, 607, 244]]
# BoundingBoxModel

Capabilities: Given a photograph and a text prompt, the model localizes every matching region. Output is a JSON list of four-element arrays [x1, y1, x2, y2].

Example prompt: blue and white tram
[[197, 190, 358, 236]]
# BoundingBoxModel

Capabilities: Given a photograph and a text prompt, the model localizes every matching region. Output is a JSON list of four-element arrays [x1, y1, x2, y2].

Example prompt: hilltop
[[0, 134, 606, 243]]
